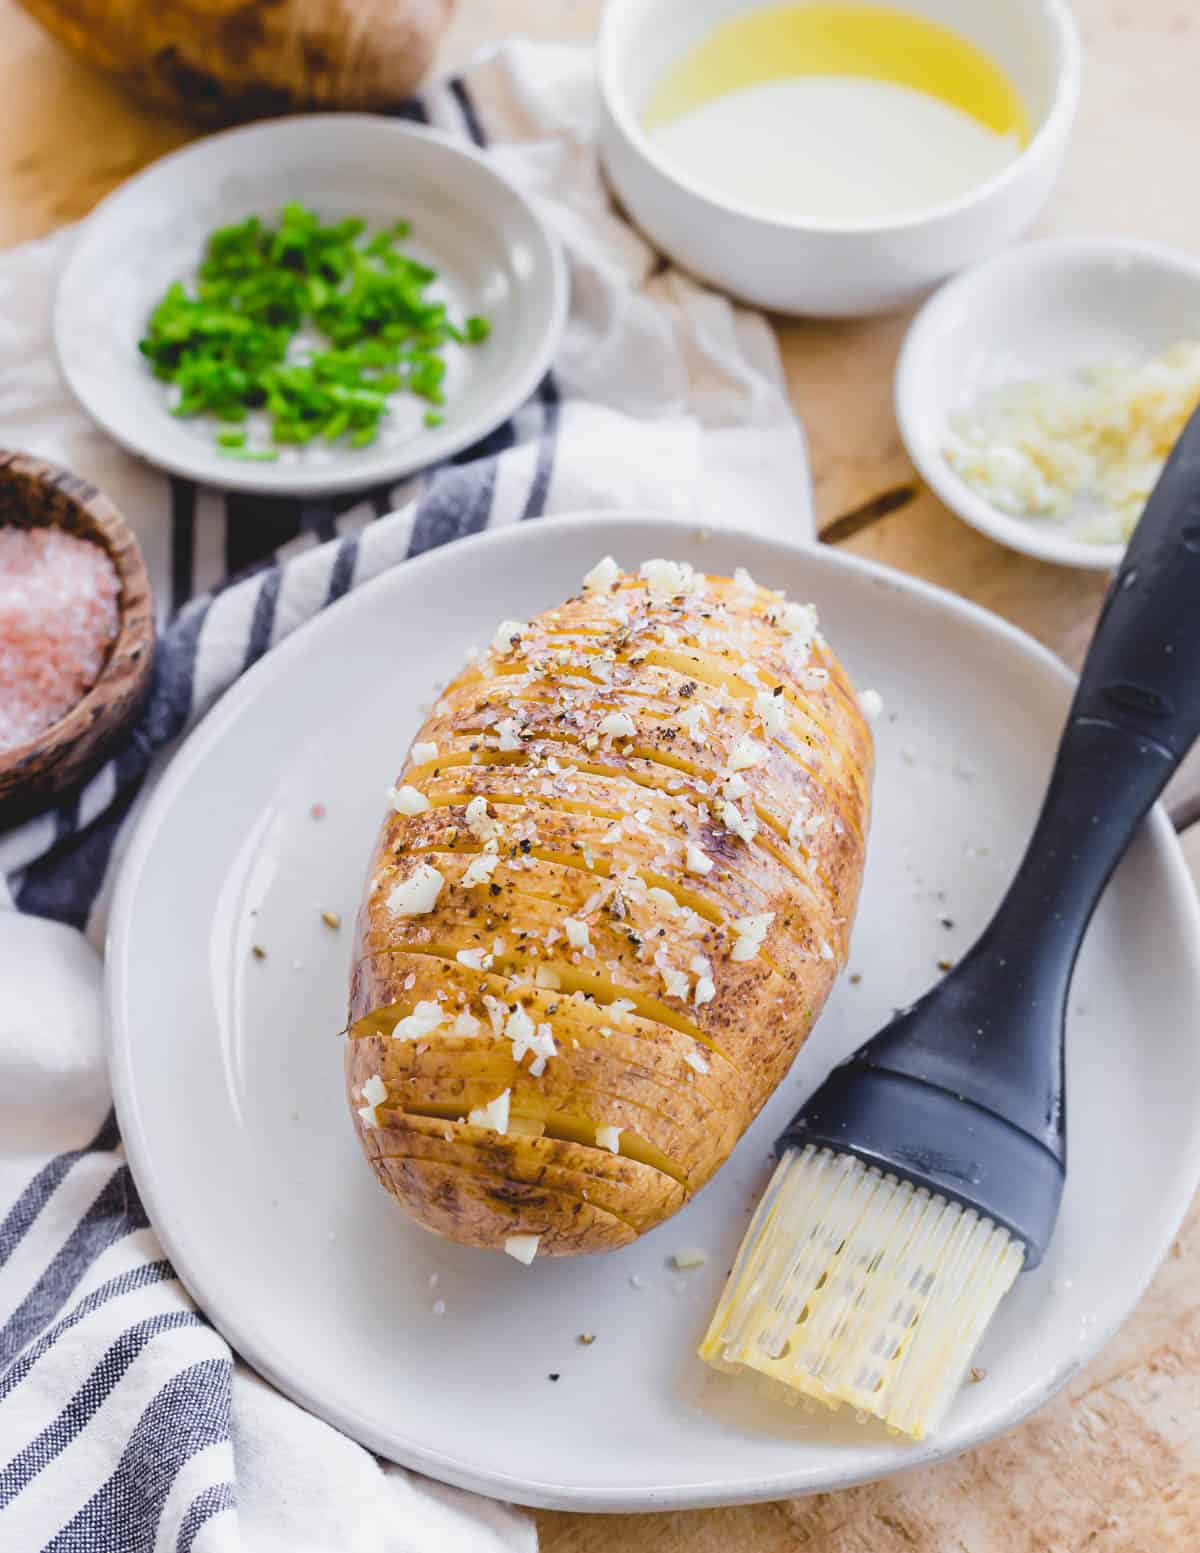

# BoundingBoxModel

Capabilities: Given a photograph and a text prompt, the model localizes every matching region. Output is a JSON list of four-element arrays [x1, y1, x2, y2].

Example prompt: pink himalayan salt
[[0, 525, 121, 754]]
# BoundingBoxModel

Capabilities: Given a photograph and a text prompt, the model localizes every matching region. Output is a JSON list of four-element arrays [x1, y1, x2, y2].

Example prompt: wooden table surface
[[2, 1, 1196, 1546]]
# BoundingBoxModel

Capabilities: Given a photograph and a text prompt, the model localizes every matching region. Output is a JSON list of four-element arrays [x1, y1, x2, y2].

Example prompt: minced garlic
[[944, 341, 1200, 543], [504, 1234, 541, 1265]]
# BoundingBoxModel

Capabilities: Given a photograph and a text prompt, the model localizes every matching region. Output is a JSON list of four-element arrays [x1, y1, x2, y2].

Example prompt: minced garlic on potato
[[944, 340, 1200, 543], [346, 559, 873, 1258]]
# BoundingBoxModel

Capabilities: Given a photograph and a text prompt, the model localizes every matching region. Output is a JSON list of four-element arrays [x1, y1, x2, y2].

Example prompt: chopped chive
[[139, 203, 490, 456]]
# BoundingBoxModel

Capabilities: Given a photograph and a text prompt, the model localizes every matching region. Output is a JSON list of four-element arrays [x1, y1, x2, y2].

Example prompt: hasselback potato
[[346, 557, 873, 1259]]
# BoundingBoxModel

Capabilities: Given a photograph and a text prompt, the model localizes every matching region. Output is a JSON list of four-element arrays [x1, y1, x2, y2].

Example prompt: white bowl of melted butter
[[598, 0, 1082, 317]]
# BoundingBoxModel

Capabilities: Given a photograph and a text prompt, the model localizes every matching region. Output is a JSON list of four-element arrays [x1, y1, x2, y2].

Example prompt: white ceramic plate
[[107, 515, 1200, 1511], [896, 237, 1200, 570], [55, 116, 567, 497]]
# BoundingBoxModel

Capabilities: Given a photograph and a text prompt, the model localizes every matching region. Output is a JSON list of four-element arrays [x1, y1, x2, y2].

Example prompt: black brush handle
[[897, 401, 1200, 1130], [783, 403, 1200, 1264]]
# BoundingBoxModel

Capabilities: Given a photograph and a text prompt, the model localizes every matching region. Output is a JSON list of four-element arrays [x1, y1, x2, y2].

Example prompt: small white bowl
[[598, 0, 1082, 318], [55, 115, 567, 497], [895, 237, 1200, 571]]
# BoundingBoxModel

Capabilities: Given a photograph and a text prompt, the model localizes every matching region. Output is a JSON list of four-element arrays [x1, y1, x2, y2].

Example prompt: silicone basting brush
[[701, 405, 1200, 1439]]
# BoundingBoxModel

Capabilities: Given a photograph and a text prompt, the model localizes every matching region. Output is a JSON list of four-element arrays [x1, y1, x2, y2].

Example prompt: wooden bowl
[[0, 450, 155, 825]]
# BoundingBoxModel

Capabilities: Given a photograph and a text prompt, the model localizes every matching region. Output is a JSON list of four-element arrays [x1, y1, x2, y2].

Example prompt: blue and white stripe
[[1, 65, 557, 1552], [1, 38, 807, 1545]]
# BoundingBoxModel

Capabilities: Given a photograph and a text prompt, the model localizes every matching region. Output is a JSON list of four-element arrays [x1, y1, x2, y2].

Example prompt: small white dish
[[107, 514, 1200, 1511], [896, 237, 1200, 570], [55, 115, 567, 497], [598, 0, 1081, 317]]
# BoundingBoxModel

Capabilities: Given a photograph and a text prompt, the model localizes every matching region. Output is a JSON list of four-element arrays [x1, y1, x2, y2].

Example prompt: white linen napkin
[[0, 40, 811, 1551]]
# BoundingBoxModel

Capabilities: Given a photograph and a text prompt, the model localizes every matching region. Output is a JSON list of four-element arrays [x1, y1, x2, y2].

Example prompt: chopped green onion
[[139, 203, 490, 455]]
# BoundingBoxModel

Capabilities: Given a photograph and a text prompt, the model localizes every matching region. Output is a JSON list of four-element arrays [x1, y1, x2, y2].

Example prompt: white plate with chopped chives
[[54, 115, 568, 497], [896, 237, 1200, 571]]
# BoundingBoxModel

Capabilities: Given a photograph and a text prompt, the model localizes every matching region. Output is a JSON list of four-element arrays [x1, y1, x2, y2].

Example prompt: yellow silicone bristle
[[699, 1144, 1025, 1439]]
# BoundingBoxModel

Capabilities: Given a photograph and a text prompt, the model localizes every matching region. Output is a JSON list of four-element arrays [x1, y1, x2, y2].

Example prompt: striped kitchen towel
[[0, 40, 811, 1553]]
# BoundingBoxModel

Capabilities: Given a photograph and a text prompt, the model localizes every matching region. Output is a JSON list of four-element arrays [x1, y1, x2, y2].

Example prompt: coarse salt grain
[[691, 955, 716, 1006], [660, 965, 690, 1000], [362, 1075, 387, 1107], [685, 843, 713, 876], [732, 912, 774, 961], [468, 1088, 511, 1134], [461, 853, 500, 888], [727, 736, 764, 772], [482, 994, 508, 1035], [505, 1005, 536, 1054], [465, 796, 498, 841], [392, 1001, 445, 1041], [721, 800, 758, 843], [0, 526, 121, 754], [389, 784, 429, 815], [768, 599, 819, 646], [756, 689, 787, 735], [505, 1234, 541, 1265], [859, 688, 884, 721], [583, 555, 620, 592], [495, 717, 523, 751], [492, 619, 528, 653], [595, 1124, 621, 1154], [410, 741, 438, 765], [679, 703, 709, 737], [386, 863, 444, 916], [564, 917, 590, 949], [598, 711, 636, 739], [639, 558, 699, 599]]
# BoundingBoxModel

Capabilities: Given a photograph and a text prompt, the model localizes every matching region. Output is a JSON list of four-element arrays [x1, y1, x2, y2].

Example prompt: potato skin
[[16, 0, 453, 124], [347, 563, 872, 1257]]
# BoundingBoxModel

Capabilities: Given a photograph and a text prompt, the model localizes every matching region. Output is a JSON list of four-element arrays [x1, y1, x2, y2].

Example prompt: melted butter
[[643, 4, 1030, 226]]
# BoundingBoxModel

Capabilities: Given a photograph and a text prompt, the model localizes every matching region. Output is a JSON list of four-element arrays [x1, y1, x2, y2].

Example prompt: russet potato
[[16, 0, 453, 123], [347, 558, 872, 1258]]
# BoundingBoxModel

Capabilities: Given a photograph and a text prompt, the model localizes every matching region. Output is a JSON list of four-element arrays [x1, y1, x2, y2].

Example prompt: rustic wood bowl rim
[[0, 449, 156, 787]]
